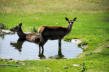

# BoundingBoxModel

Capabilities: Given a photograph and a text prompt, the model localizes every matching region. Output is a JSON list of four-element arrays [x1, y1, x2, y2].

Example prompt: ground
[[0, 0, 109, 72]]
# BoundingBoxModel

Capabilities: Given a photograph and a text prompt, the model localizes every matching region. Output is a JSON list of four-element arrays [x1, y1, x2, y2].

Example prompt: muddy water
[[0, 34, 82, 60]]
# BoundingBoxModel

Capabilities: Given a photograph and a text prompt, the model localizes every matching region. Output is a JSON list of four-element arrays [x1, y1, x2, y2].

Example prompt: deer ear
[[65, 17, 69, 21], [73, 17, 77, 21], [19, 23, 22, 27]]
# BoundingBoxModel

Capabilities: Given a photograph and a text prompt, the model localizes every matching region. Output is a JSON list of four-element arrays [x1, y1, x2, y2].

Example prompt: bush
[[0, 23, 6, 29], [78, 41, 88, 47]]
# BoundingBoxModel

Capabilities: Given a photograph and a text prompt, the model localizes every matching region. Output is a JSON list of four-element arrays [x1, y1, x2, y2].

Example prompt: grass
[[0, 0, 109, 72]]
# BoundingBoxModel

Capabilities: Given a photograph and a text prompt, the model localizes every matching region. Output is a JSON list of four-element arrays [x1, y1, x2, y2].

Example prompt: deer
[[38, 17, 77, 53], [10, 23, 47, 55]]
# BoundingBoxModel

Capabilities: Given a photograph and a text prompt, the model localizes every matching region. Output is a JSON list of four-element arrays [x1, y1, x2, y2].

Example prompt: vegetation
[[0, 0, 109, 72], [31, 27, 37, 33], [0, 23, 6, 29]]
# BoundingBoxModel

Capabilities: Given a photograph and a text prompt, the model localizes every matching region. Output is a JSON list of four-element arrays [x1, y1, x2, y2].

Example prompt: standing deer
[[10, 23, 47, 55], [38, 17, 77, 53]]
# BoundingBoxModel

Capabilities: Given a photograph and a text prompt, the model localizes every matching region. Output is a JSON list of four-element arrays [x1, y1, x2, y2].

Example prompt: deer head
[[10, 23, 22, 32], [65, 17, 77, 33], [65, 17, 77, 25]]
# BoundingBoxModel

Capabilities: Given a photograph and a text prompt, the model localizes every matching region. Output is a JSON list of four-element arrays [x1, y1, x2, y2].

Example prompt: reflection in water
[[0, 34, 82, 60], [58, 47, 64, 59], [11, 38, 25, 52], [10, 38, 64, 59], [38, 52, 45, 59]]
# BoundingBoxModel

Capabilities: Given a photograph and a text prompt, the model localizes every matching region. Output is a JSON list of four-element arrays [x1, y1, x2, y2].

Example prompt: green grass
[[0, 0, 109, 72]]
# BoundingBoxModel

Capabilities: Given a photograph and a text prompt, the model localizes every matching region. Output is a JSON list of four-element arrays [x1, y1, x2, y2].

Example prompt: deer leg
[[39, 45, 41, 55], [58, 39, 62, 55], [40, 32, 44, 43], [58, 39, 61, 48], [58, 39, 63, 57], [42, 45, 44, 55]]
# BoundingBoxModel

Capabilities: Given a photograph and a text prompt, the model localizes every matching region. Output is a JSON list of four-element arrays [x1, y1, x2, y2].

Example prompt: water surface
[[0, 34, 82, 60]]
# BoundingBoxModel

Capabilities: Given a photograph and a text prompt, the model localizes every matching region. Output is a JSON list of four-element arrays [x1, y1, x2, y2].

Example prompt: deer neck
[[67, 23, 73, 34], [17, 28, 26, 39]]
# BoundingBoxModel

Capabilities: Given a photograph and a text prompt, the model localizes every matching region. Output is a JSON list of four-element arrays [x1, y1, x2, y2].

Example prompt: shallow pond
[[0, 34, 82, 60]]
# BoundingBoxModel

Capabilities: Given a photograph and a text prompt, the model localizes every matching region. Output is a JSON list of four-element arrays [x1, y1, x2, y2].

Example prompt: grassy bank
[[0, 0, 109, 72]]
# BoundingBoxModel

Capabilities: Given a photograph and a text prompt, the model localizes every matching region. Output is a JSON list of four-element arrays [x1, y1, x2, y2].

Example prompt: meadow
[[0, 0, 109, 72]]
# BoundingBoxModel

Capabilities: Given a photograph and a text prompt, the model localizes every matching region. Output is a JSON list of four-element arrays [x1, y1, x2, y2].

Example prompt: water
[[0, 34, 82, 60]]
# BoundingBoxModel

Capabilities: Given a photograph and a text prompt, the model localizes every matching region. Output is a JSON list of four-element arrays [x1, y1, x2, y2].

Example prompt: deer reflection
[[39, 44, 64, 59], [10, 38, 64, 59], [49, 44, 64, 59], [38, 52, 46, 59], [10, 38, 45, 59], [10, 38, 25, 52]]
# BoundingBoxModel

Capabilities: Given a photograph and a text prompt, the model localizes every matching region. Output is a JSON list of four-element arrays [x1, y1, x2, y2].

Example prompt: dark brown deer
[[38, 17, 77, 50], [10, 23, 47, 54]]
